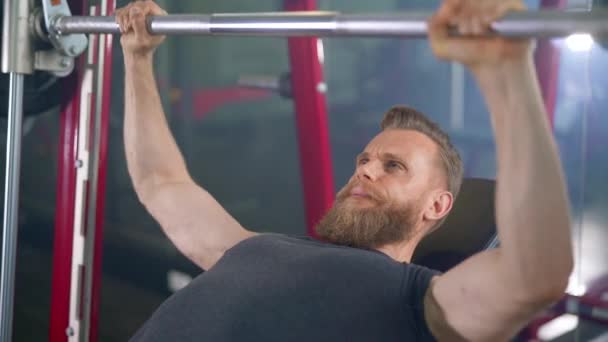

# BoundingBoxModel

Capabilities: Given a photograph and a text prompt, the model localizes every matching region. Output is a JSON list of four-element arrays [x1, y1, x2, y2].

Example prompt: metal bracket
[[34, 50, 74, 77], [40, 0, 88, 58]]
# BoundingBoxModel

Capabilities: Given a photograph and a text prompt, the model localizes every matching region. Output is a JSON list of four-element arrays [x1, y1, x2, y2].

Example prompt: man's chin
[[316, 199, 419, 250]]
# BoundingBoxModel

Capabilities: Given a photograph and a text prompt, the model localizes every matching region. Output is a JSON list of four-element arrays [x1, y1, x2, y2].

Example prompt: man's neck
[[373, 222, 431, 263], [375, 240, 418, 263]]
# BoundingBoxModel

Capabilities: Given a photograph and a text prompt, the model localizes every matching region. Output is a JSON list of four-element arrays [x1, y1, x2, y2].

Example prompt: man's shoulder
[[401, 264, 442, 304]]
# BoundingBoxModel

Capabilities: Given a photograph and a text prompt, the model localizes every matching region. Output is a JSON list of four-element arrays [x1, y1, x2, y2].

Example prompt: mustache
[[336, 181, 384, 203]]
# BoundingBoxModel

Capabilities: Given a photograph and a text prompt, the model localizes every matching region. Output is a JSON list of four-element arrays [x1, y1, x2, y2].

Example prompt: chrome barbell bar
[[52, 10, 608, 38]]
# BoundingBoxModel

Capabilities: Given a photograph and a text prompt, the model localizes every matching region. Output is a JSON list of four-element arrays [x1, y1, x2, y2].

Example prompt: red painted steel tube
[[49, 54, 82, 342], [48, 1, 96, 340], [285, 0, 335, 237], [49, 3, 87, 337]]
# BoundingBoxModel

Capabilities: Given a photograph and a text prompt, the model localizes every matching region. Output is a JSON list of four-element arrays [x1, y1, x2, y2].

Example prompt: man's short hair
[[380, 105, 464, 230]]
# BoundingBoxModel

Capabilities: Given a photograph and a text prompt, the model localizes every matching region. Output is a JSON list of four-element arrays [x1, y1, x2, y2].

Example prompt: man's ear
[[423, 190, 453, 222]]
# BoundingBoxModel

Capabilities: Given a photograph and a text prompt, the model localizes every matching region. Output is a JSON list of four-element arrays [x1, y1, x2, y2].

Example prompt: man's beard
[[315, 182, 420, 250]]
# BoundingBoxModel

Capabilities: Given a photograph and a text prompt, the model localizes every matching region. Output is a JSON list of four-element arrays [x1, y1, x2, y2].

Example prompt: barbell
[[52, 10, 608, 38], [8, 8, 607, 119]]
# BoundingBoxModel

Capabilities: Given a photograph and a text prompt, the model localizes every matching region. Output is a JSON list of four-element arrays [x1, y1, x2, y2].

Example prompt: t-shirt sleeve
[[401, 263, 442, 341]]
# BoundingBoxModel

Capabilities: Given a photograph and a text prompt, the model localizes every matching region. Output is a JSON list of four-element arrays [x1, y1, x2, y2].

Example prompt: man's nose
[[356, 161, 381, 182]]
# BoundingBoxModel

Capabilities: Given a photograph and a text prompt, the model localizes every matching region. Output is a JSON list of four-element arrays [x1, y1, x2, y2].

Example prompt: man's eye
[[386, 161, 402, 170], [358, 158, 369, 165]]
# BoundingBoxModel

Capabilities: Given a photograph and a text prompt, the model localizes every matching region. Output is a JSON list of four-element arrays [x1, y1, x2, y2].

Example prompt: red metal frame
[[49, 66, 81, 342], [191, 87, 272, 120], [285, 0, 335, 237], [49, 3, 86, 339], [49, 0, 115, 339]]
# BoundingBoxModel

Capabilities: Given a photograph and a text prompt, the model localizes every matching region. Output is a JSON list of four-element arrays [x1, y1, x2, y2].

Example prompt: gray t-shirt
[[131, 234, 439, 341]]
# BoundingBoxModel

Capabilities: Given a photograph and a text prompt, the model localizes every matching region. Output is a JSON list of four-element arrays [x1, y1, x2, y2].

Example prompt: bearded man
[[117, 0, 574, 340]]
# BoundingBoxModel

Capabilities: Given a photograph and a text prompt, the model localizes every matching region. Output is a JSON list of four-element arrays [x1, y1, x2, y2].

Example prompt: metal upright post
[[0, 72, 24, 342], [0, 0, 34, 340]]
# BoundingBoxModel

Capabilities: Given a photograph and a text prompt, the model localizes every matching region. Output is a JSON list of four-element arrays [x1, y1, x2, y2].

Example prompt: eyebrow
[[356, 152, 369, 162], [356, 152, 408, 167], [385, 153, 409, 170]]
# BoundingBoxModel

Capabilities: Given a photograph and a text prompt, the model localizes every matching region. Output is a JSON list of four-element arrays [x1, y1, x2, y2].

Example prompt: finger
[[115, 8, 125, 33], [430, 0, 464, 41], [461, 4, 494, 36], [481, 11, 496, 29], [124, 13, 132, 33], [130, 4, 151, 38], [120, 3, 135, 33], [470, 17, 483, 35], [123, 3, 137, 32], [428, 15, 460, 60], [469, 3, 495, 35], [454, 15, 470, 35], [122, 9, 131, 34], [434, 0, 463, 25], [427, 13, 450, 41]]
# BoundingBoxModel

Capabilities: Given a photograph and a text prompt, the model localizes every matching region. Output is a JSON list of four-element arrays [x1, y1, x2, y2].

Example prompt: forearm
[[474, 58, 573, 298], [124, 54, 191, 196]]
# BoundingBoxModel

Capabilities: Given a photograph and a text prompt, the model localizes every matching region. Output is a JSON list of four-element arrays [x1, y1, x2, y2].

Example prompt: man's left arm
[[423, 1, 574, 340]]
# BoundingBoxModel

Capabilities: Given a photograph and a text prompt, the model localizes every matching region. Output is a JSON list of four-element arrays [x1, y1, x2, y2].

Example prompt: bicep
[[424, 249, 541, 341], [142, 181, 256, 270]]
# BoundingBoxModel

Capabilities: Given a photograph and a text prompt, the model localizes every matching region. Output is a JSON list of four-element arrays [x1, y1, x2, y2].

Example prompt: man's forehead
[[363, 129, 437, 156]]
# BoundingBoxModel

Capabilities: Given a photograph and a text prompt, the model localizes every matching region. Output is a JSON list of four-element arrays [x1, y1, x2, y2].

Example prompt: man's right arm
[[119, 2, 256, 270]]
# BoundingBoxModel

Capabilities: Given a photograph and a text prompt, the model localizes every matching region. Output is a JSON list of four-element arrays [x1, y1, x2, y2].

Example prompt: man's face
[[316, 129, 444, 249]]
